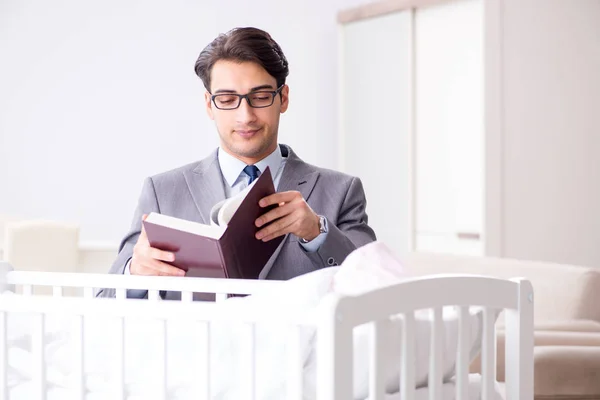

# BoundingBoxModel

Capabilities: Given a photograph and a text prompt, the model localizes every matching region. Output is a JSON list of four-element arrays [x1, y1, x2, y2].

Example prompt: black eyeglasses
[[210, 85, 284, 110]]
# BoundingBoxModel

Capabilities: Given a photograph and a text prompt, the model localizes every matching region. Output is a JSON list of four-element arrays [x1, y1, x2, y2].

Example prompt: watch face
[[319, 216, 326, 233]]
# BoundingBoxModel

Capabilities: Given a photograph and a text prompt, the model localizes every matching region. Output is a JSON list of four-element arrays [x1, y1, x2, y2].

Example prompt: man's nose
[[235, 98, 257, 123]]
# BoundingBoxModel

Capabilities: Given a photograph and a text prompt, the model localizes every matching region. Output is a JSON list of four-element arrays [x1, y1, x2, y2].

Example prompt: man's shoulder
[[295, 158, 358, 184], [149, 160, 203, 182], [147, 150, 217, 186], [316, 165, 357, 183]]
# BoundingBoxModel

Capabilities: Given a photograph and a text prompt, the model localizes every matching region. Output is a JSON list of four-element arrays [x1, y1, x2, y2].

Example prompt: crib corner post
[[506, 278, 534, 400]]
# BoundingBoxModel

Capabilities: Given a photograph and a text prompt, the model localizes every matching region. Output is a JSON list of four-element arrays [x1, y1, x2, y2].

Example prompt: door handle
[[456, 232, 481, 241]]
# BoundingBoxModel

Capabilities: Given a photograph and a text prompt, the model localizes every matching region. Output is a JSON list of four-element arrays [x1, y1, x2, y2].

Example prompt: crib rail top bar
[[325, 275, 531, 328], [3, 271, 283, 294], [0, 293, 318, 325]]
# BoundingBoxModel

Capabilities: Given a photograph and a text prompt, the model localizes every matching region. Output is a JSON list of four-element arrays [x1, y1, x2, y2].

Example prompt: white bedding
[[7, 371, 502, 400]]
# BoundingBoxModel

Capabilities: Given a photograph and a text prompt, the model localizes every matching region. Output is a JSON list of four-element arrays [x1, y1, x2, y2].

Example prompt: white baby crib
[[0, 261, 533, 400]]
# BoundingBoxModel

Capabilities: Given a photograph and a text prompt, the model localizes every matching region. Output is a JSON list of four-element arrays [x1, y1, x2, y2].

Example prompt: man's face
[[205, 60, 289, 164]]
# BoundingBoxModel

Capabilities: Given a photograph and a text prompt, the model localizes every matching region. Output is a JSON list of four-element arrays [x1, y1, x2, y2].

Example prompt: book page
[[212, 179, 259, 227], [145, 212, 226, 240]]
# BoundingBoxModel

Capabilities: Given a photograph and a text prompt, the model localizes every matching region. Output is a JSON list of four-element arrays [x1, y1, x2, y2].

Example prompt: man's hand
[[255, 191, 320, 242], [130, 214, 185, 276]]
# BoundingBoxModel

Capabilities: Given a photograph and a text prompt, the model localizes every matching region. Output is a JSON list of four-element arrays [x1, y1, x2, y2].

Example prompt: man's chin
[[230, 140, 275, 160]]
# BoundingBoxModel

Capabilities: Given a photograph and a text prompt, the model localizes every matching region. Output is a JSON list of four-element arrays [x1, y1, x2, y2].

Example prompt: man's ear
[[279, 84, 289, 114], [204, 91, 214, 120]]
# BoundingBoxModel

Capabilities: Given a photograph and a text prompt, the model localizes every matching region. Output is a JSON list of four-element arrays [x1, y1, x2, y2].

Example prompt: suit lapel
[[276, 145, 319, 202], [259, 145, 320, 279], [183, 149, 227, 224]]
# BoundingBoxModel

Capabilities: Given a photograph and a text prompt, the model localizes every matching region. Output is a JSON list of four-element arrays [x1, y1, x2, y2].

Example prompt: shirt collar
[[218, 145, 283, 188]]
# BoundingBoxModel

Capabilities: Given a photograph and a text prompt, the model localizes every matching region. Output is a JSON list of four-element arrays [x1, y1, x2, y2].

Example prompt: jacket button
[[327, 257, 336, 266]]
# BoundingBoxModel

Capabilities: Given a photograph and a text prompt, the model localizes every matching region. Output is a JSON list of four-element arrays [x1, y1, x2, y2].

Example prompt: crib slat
[[481, 308, 497, 400], [196, 321, 211, 400], [215, 293, 227, 302], [148, 290, 160, 301], [428, 308, 443, 400], [369, 319, 388, 400], [52, 286, 63, 297], [116, 288, 126, 300], [286, 325, 304, 400], [23, 284, 33, 296], [181, 291, 193, 302], [157, 320, 167, 400], [244, 323, 257, 399], [115, 317, 125, 400], [83, 287, 94, 298], [400, 312, 416, 400], [73, 315, 84, 399], [0, 312, 7, 400], [316, 300, 353, 400], [32, 313, 46, 400], [456, 306, 470, 400]]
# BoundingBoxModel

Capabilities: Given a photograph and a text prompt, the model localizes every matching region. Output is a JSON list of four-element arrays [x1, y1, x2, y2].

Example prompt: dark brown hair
[[194, 27, 289, 92]]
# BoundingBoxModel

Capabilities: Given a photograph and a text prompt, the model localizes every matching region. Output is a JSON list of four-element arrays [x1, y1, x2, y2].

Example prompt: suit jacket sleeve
[[301, 176, 376, 268], [95, 177, 160, 298]]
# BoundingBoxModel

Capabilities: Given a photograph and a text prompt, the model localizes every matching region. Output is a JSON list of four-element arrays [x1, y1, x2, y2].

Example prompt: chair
[[4, 220, 80, 273], [0, 214, 22, 260]]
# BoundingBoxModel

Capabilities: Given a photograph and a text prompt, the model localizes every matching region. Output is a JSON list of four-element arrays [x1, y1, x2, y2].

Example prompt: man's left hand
[[255, 191, 319, 242]]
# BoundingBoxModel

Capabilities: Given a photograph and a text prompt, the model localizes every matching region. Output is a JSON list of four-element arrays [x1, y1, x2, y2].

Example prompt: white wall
[[0, 0, 367, 244], [501, 0, 600, 267]]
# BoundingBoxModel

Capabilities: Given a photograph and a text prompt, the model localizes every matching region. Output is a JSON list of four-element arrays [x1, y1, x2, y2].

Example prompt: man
[[97, 27, 376, 299]]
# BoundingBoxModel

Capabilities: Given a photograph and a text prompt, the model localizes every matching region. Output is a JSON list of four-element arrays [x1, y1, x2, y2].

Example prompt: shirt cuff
[[124, 258, 148, 299], [299, 217, 329, 253], [124, 259, 132, 275]]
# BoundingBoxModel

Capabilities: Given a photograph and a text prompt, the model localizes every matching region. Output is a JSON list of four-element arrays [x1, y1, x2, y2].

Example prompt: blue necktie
[[243, 165, 260, 184]]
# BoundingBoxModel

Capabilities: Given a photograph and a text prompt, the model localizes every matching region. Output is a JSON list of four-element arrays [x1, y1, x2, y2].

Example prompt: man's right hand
[[130, 214, 185, 276]]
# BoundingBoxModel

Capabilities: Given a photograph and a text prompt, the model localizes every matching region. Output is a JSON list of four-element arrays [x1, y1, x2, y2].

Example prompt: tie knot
[[243, 165, 260, 184]]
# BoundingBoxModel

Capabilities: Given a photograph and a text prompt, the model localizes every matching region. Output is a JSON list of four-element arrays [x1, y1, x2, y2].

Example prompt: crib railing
[[0, 263, 533, 400], [3, 270, 282, 301]]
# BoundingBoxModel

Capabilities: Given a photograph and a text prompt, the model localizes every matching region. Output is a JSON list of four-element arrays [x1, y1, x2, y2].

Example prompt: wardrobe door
[[413, 0, 484, 255], [339, 11, 413, 258]]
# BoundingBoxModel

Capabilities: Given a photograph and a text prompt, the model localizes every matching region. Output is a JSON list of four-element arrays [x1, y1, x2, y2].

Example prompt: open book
[[142, 167, 284, 287]]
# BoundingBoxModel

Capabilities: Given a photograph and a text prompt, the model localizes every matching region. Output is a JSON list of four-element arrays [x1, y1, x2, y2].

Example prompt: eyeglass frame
[[209, 85, 285, 110]]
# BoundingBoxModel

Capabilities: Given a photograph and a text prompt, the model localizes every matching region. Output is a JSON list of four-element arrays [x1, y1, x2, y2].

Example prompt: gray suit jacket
[[96, 144, 376, 299]]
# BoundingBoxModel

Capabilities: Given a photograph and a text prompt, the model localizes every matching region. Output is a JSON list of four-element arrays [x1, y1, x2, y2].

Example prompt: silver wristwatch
[[300, 215, 327, 243]]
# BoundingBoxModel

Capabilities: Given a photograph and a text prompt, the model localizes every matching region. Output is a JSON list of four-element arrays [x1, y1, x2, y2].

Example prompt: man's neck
[[221, 144, 278, 165]]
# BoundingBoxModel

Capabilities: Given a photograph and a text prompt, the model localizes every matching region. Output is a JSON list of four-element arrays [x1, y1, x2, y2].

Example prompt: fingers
[[259, 191, 299, 208], [131, 222, 183, 276], [147, 247, 175, 262], [255, 202, 294, 227], [256, 213, 297, 241], [141, 258, 185, 276], [131, 252, 185, 276], [139, 214, 149, 241]]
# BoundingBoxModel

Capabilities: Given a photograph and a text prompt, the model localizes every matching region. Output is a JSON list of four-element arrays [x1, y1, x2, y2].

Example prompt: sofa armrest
[[534, 346, 600, 399], [533, 320, 600, 333], [470, 330, 600, 384], [530, 330, 600, 347]]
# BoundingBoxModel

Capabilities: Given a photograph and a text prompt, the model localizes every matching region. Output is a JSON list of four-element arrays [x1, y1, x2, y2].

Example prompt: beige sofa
[[402, 252, 600, 400]]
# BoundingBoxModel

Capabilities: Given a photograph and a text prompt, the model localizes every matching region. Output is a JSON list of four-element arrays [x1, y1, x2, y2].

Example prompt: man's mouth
[[235, 128, 260, 138]]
